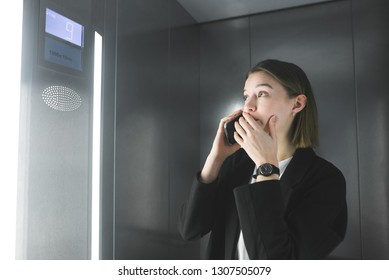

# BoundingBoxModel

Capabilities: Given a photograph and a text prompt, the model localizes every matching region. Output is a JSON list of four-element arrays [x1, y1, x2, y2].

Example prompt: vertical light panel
[[92, 31, 103, 260], [0, 0, 23, 260]]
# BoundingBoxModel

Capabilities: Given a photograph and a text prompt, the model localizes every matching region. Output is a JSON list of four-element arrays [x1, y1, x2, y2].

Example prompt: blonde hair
[[247, 59, 319, 148]]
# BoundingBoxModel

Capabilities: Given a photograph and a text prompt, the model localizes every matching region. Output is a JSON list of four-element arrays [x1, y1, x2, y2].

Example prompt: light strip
[[0, 0, 23, 260], [91, 31, 103, 260]]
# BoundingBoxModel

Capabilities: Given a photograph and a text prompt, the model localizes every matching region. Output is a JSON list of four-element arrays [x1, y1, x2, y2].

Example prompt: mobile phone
[[224, 113, 242, 145]]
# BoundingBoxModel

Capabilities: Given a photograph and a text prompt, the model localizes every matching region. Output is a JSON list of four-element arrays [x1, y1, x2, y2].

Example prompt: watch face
[[259, 163, 273, 176]]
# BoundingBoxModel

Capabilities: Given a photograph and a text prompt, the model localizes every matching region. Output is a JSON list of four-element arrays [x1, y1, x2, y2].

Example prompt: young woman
[[178, 59, 347, 259]]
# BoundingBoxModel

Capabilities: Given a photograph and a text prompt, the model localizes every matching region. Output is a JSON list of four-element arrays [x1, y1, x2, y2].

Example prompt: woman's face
[[243, 71, 298, 136]]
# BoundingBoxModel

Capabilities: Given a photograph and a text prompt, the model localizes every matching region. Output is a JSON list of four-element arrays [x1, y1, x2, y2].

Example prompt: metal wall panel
[[249, 0, 359, 259], [168, 0, 201, 259], [199, 18, 251, 164], [352, 0, 389, 259], [112, 0, 200, 259], [100, 0, 117, 260], [115, 0, 170, 259]]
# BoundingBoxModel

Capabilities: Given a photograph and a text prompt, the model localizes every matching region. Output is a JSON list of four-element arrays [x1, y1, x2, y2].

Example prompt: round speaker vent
[[42, 85, 82, 112]]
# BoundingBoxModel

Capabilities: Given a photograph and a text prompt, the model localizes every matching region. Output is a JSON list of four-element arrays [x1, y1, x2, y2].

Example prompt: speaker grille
[[42, 85, 82, 112]]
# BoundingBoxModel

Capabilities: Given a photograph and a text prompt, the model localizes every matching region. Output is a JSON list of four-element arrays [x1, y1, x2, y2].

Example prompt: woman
[[178, 59, 347, 260]]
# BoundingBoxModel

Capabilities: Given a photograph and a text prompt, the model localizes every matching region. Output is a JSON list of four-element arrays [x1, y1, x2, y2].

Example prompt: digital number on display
[[45, 8, 84, 47]]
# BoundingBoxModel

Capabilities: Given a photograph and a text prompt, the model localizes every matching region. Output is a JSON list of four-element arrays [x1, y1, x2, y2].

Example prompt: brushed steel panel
[[100, 0, 117, 260], [177, 0, 333, 23], [200, 18, 251, 165], [168, 0, 201, 259], [353, 0, 389, 260], [115, 0, 170, 259]]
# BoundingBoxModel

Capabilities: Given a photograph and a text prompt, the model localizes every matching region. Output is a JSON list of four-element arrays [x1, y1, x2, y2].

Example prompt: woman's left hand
[[234, 112, 278, 167]]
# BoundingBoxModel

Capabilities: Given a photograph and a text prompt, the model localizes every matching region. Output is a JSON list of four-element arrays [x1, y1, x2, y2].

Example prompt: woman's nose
[[244, 95, 257, 112]]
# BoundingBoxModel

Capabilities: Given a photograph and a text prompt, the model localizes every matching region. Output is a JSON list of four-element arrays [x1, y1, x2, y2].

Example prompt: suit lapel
[[281, 148, 316, 189], [231, 149, 256, 185]]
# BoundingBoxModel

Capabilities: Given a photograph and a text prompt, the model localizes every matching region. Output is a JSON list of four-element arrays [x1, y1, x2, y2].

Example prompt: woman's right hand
[[209, 109, 243, 161], [200, 110, 242, 183]]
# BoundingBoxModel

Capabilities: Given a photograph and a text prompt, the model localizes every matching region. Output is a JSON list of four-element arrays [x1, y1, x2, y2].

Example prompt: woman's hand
[[234, 112, 278, 167], [209, 109, 242, 161], [200, 110, 242, 183]]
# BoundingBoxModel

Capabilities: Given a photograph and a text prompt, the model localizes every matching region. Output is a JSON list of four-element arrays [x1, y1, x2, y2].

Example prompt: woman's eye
[[258, 91, 268, 97], [243, 95, 248, 101]]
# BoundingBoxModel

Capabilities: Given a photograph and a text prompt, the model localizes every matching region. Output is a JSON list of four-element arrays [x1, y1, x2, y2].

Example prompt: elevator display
[[45, 8, 84, 47], [43, 7, 84, 72]]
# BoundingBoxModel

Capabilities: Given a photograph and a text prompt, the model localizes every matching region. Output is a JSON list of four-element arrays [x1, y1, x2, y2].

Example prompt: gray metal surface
[[199, 18, 251, 165], [112, 0, 200, 259], [177, 0, 333, 23], [168, 0, 201, 259], [99, 0, 117, 260], [115, 0, 170, 259], [352, 0, 389, 259]]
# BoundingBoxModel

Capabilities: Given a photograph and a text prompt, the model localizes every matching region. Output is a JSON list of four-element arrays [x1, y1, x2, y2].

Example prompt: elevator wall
[[352, 0, 389, 259], [101, 0, 200, 259], [199, 0, 389, 259]]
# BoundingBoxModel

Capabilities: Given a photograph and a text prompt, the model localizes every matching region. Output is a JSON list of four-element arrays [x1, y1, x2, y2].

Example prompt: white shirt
[[237, 156, 293, 260]]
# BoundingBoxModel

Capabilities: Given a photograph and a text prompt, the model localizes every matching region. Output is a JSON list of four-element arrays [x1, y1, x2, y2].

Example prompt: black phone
[[224, 113, 242, 145]]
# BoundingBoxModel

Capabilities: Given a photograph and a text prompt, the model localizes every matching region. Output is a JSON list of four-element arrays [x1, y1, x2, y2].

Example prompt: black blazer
[[178, 148, 347, 259]]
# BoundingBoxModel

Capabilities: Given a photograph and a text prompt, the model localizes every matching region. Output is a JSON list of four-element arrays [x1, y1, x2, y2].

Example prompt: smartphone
[[224, 113, 242, 145]]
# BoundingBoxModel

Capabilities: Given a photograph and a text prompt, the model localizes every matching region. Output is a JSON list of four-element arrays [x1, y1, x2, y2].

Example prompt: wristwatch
[[253, 163, 280, 178]]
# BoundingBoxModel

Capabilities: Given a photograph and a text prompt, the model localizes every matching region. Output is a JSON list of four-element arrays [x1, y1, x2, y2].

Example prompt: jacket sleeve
[[233, 166, 347, 260], [178, 172, 220, 241]]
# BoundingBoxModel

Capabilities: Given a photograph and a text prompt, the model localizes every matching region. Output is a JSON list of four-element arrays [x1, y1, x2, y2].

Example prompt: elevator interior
[[17, 0, 389, 259]]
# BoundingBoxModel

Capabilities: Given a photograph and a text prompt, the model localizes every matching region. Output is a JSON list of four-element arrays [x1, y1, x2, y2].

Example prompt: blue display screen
[[45, 8, 84, 47]]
